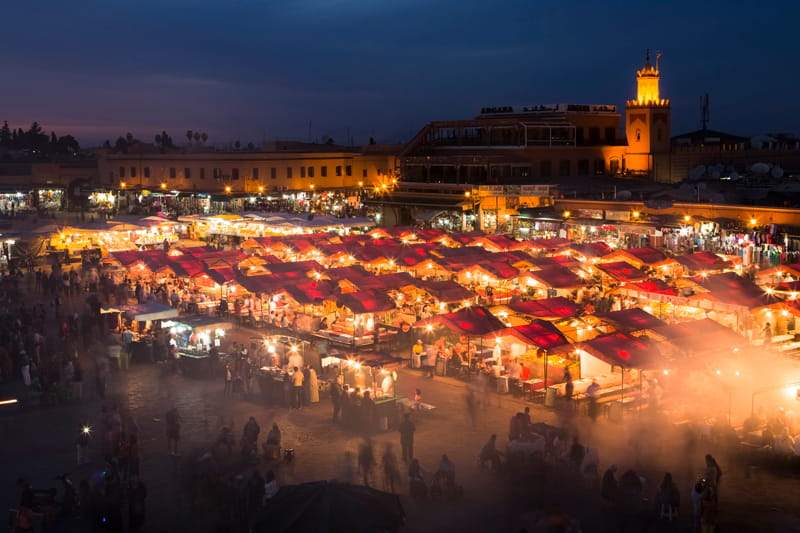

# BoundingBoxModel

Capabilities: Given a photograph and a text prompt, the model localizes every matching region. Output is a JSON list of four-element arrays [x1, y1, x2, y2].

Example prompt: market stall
[[161, 316, 233, 376]]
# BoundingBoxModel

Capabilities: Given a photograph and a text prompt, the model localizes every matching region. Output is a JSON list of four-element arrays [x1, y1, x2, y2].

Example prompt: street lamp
[[225, 185, 232, 194], [160, 183, 167, 190], [258, 186, 264, 193], [750, 218, 757, 226], [683, 215, 691, 223], [120, 182, 127, 189]]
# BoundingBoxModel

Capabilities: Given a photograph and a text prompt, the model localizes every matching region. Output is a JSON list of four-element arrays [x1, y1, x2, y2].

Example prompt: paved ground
[[3, 324, 800, 532]]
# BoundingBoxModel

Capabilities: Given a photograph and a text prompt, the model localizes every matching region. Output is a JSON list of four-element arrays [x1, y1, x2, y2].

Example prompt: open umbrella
[[251, 481, 405, 533]]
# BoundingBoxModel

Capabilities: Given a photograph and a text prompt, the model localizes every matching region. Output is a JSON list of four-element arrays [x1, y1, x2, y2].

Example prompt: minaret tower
[[625, 50, 672, 181]]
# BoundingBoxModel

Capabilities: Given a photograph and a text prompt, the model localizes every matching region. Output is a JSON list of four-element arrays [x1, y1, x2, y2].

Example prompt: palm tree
[[201, 132, 208, 144], [186, 130, 193, 145], [193, 132, 201, 143]]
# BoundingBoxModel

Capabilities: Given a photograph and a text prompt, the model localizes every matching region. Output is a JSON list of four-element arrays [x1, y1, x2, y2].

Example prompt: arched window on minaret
[[636, 129, 641, 142], [657, 128, 663, 142]]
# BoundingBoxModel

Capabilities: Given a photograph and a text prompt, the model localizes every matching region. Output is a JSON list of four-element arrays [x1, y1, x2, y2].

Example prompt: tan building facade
[[97, 146, 399, 194]]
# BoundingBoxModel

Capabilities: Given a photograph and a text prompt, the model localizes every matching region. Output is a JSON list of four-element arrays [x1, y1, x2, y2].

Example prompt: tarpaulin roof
[[691, 272, 773, 309], [282, 280, 336, 305], [139, 250, 171, 271], [415, 228, 447, 242], [414, 306, 506, 336], [653, 318, 745, 353], [102, 251, 144, 267], [506, 297, 582, 320], [178, 246, 215, 255], [236, 273, 293, 294], [627, 279, 676, 295], [172, 316, 233, 334], [433, 246, 491, 258], [196, 250, 247, 268], [421, 280, 475, 303], [251, 481, 405, 533], [325, 265, 370, 281], [522, 266, 586, 289], [580, 333, 663, 369], [675, 252, 732, 272], [594, 308, 667, 332], [337, 289, 397, 314], [266, 260, 324, 275], [203, 267, 236, 284], [491, 320, 569, 351], [595, 261, 648, 282], [167, 257, 206, 277], [616, 247, 669, 265], [107, 302, 178, 321], [568, 242, 612, 258], [356, 272, 422, 291], [470, 262, 520, 280]]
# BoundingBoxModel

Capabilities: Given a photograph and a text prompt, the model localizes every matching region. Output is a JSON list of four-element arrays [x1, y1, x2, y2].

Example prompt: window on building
[[184, 168, 191, 179], [300, 167, 306, 178], [605, 127, 616, 143], [577, 159, 589, 176], [130, 167, 137, 178], [635, 129, 641, 142], [213, 168, 222, 179], [200, 168, 206, 179], [362, 168, 367, 178], [588, 127, 600, 144], [308, 166, 314, 178], [143, 167, 150, 178], [559, 159, 571, 177], [345, 165, 352, 176], [270, 167, 277, 179], [540, 160, 552, 177], [169, 167, 176, 179], [657, 128, 663, 142], [287, 167, 293, 179], [252, 168, 259, 181], [231, 168, 239, 180], [321, 166, 328, 177], [119, 167, 125, 178], [335, 165, 342, 177], [594, 159, 605, 175]]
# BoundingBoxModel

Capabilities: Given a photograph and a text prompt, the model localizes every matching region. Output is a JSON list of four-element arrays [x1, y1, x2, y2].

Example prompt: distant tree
[[193, 131, 201, 143], [325, 137, 335, 145], [27, 122, 43, 136], [103, 139, 112, 149], [234, 140, 241, 150], [57, 135, 80, 153], [186, 129, 193, 145], [115, 137, 129, 153], [247, 142, 255, 151], [369, 137, 376, 145], [201, 132, 208, 144], [0, 121, 10, 147], [126, 132, 134, 144], [155, 133, 162, 147], [50, 132, 58, 146]]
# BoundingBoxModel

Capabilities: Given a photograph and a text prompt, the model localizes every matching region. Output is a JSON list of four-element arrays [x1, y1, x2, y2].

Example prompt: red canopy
[[594, 308, 667, 332], [620, 247, 668, 265], [692, 272, 774, 309], [266, 260, 325, 275], [580, 333, 663, 369], [654, 318, 744, 353], [675, 252, 732, 272], [337, 289, 397, 315], [568, 242, 612, 259], [422, 280, 475, 303], [596, 261, 647, 282], [506, 297, 582, 320], [627, 279, 676, 295], [523, 266, 586, 289], [414, 306, 506, 336], [325, 265, 370, 281], [282, 280, 336, 305], [491, 320, 569, 350]]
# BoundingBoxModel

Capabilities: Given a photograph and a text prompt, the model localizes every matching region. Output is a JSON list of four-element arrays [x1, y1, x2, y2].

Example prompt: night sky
[[1, 1, 796, 146]]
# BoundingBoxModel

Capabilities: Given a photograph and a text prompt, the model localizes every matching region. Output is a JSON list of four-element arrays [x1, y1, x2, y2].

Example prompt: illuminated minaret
[[625, 50, 672, 181]]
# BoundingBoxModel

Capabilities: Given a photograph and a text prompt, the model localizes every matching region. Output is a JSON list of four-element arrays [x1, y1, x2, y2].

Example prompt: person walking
[[358, 438, 376, 487], [165, 407, 181, 456], [398, 413, 416, 463], [381, 443, 401, 493], [291, 366, 304, 409], [224, 363, 233, 395], [308, 365, 319, 404], [330, 380, 341, 423], [586, 379, 600, 422]]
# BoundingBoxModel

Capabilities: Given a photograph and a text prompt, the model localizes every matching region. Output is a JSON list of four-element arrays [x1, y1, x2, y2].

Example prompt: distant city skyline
[[1, 1, 796, 147]]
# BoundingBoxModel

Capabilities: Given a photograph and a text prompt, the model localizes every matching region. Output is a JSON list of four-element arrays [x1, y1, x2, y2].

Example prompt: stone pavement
[[3, 334, 800, 532]]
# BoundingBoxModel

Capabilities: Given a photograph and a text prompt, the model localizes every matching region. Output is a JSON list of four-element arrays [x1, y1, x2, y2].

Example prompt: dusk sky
[[1, 0, 796, 147]]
